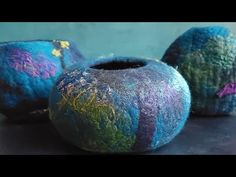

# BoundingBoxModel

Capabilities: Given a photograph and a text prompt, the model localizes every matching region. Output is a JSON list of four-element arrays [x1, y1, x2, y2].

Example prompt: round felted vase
[[49, 56, 191, 153], [0, 40, 84, 119], [162, 26, 236, 116]]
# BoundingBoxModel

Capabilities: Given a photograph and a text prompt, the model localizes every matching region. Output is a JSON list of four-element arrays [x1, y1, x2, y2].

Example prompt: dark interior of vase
[[90, 59, 147, 70]]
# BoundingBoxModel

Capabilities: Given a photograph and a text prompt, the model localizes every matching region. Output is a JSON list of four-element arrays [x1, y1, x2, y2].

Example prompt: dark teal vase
[[162, 26, 236, 116]]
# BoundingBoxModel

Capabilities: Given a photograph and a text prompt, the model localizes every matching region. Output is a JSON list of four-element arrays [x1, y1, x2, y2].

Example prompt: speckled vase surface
[[49, 56, 191, 153], [162, 26, 236, 116], [0, 40, 84, 119]]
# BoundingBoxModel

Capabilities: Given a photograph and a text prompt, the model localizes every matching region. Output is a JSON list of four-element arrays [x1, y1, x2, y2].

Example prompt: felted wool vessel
[[162, 26, 236, 116], [0, 40, 84, 119], [49, 56, 191, 153]]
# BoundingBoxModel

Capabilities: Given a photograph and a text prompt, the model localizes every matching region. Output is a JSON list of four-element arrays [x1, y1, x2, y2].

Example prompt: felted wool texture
[[162, 26, 236, 116], [49, 56, 191, 153], [0, 40, 84, 117]]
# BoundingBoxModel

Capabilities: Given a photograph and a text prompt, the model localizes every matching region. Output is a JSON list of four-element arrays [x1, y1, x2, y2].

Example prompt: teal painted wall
[[0, 22, 236, 59]]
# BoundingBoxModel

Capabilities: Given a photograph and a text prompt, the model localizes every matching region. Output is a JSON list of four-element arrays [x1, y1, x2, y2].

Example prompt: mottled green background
[[0, 22, 236, 60]]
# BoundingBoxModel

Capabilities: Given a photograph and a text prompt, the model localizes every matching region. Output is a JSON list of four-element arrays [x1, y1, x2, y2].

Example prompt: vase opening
[[90, 60, 147, 70]]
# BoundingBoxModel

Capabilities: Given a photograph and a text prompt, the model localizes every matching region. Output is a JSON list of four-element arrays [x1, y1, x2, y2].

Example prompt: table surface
[[0, 113, 236, 155]]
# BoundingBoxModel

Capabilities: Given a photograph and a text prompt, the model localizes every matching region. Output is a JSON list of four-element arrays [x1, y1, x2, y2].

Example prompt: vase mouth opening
[[90, 59, 147, 70]]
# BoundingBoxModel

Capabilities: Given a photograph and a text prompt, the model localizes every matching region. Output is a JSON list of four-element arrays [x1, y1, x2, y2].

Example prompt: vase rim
[[88, 56, 152, 71]]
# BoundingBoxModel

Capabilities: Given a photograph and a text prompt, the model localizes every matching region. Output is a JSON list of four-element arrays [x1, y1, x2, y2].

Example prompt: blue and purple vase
[[49, 56, 191, 153], [0, 40, 84, 119]]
